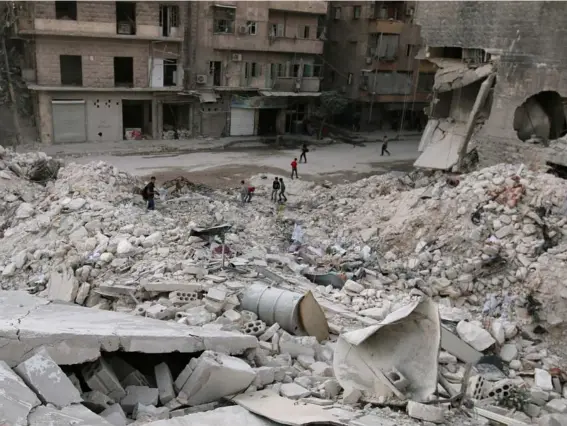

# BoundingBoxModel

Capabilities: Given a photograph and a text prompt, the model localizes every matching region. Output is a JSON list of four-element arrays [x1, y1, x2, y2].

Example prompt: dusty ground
[[69, 139, 421, 189]]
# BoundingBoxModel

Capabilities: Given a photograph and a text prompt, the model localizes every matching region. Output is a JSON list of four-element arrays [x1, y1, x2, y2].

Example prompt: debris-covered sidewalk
[[1, 142, 567, 425]]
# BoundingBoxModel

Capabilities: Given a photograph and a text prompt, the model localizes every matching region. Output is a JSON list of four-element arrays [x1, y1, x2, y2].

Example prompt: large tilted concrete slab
[[146, 405, 278, 426], [28, 404, 114, 426], [0, 360, 41, 426], [0, 291, 257, 367]]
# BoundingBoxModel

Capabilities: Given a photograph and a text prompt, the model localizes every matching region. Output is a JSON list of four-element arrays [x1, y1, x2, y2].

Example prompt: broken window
[[163, 59, 178, 86], [213, 6, 235, 34], [353, 5, 361, 19], [209, 61, 221, 86], [292, 64, 300, 77], [60, 55, 82, 86], [160, 5, 180, 37], [116, 2, 136, 35], [270, 63, 285, 78], [316, 16, 326, 39], [313, 64, 322, 77], [247, 21, 257, 35], [269, 23, 284, 38], [298, 25, 310, 39], [55, 1, 77, 20], [514, 91, 567, 143], [417, 73, 435, 92], [368, 33, 399, 60], [245, 62, 261, 78], [114, 57, 134, 87], [303, 64, 313, 77]]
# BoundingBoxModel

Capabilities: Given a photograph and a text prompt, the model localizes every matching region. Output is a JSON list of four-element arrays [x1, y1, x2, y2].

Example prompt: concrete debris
[[3, 144, 567, 425]]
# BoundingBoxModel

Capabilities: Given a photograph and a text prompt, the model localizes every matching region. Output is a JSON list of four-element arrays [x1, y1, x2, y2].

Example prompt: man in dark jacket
[[300, 144, 309, 163], [142, 176, 158, 210], [271, 177, 280, 202], [278, 177, 287, 203]]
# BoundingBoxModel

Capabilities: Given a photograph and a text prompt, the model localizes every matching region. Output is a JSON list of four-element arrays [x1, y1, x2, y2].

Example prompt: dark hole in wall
[[513, 91, 567, 142], [114, 57, 134, 87]]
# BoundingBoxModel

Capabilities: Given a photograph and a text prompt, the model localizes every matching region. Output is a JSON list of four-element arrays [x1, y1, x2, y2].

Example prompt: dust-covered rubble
[[2, 143, 567, 425]]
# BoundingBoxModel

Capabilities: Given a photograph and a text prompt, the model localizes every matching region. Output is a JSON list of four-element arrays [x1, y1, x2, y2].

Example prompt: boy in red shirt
[[291, 158, 298, 179]]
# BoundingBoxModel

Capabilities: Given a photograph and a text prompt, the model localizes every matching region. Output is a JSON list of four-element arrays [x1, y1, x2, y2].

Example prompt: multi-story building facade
[[187, 1, 327, 137], [415, 1, 567, 170], [323, 1, 435, 131], [15, 0, 327, 144]]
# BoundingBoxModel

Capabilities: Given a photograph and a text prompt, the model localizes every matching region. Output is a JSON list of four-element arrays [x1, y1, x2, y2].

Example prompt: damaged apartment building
[[414, 1, 567, 170], [13, 1, 327, 144], [323, 1, 436, 131], [15, 1, 192, 144]]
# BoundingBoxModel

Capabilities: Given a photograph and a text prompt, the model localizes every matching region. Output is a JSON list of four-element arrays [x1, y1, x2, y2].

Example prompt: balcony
[[212, 34, 324, 55], [268, 1, 328, 15], [370, 19, 405, 35], [272, 77, 320, 92]]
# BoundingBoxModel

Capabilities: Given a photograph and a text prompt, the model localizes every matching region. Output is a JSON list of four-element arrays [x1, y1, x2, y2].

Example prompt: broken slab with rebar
[[0, 291, 257, 367]]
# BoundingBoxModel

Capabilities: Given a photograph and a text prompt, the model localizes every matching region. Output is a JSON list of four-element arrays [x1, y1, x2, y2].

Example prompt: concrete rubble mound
[[2, 143, 567, 425]]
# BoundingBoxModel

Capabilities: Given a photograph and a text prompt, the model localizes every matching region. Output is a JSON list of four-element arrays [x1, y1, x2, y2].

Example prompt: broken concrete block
[[82, 390, 115, 413], [119, 385, 159, 414], [342, 388, 362, 405], [180, 351, 256, 406], [133, 403, 169, 421], [279, 332, 320, 358], [500, 343, 518, 362], [83, 358, 126, 401], [253, 366, 276, 388], [407, 400, 445, 423], [29, 404, 115, 426], [343, 280, 364, 293], [280, 382, 311, 400], [48, 268, 79, 303], [174, 361, 194, 392], [0, 360, 41, 426], [14, 350, 82, 408], [108, 357, 150, 388], [456, 320, 496, 351], [536, 368, 555, 392], [538, 414, 567, 426], [100, 404, 127, 426], [259, 323, 280, 341], [546, 398, 567, 414], [310, 361, 333, 377], [154, 362, 175, 404], [322, 379, 342, 400]]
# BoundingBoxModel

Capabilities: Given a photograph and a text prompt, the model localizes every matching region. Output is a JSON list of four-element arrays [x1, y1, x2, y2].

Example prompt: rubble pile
[[3, 143, 567, 425]]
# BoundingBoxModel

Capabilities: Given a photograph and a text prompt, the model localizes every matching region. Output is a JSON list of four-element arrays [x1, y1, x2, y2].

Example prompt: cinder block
[[82, 358, 126, 401], [180, 351, 256, 406], [385, 367, 409, 392], [120, 385, 159, 414], [154, 362, 175, 404], [14, 350, 82, 409]]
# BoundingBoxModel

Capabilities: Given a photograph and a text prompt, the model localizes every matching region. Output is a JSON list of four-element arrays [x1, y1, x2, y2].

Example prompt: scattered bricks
[[206, 288, 227, 303], [119, 386, 159, 414], [385, 367, 409, 392], [222, 309, 242, 323], [252, 367, 276, 388], [486, 379, 517, 400], [242, 320, 267, 336], [280, 382, 311, 400], [342, 388, 362, 405], [133, 404, 170, 421], [180, 351, 256, 406], [407, 400, 445, 424], [154, 362, 175, 405], [259, 323, 280, 342], [14, 350, 82, 409], [169, 290, 199, 305], [82, 390, 114, 413], [100, 404, 127, 426], [240, 310, 258, 322], [467, 375, 488, 399], [145, 303, 169, 320], [82, 358, 126, 401]]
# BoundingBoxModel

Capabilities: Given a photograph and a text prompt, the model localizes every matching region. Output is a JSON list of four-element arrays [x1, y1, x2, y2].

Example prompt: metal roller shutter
[[230, 108, 255, 136], [52, 100, 87, 144]]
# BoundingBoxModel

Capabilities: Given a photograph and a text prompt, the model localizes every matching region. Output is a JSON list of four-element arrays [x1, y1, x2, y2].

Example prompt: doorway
[[209, 61, 222, 86], [258, 109, 278, 135], [122, 100, 150, 139]]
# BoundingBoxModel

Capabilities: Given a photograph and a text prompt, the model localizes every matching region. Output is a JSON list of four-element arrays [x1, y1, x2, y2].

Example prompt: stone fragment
[[14, 350, 82, 408], [322, 379, 342, 399], [154, 362, 175, 405], [538, 414, 567, 426], [280, 382, 311, 400], [119, 386, 159, 414], [546, 399, 567, 414], [15, 202, 34, 219], [259, 323, 280, 341], [28, 404, 114, 426], [342, 388, 362, 405], [456, 320, 496, 351], [67, 198, 86, 211], [83, 358, 126, 401], [344, 280, 364, 293], [310, 361, 333, 377], [75, 282, 91, 305], [133, 403, 170, 420], [116, 240, 134, 255], [0, 360, 41, 426], [500, 344, 518, 362], [82, 390, 114, 412], [48, 268, 79, 302], [279, 332, 319, 358], [535, 368, 554, 391], [180, 351, 256, 406], [252, 366, 276, 388], [142, 231, 162, 248], [490, 319, 506, 345], [407, 400, 445, 423], [100, 404, 127, 426], [360, 227, 377, 242]]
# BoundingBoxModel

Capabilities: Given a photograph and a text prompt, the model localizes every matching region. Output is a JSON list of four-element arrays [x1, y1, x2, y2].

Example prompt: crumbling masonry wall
[[416, 1, 567, 167]]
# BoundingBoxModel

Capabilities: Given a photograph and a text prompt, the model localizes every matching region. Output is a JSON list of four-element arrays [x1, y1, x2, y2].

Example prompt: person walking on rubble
[[271, 177, 280, 202], [240, 180, 249, 204], [299, 143, 309, 163], [278, 177, 287, 203], [381, 135, 391, 156], [291, 158, 299, 179], [142, 176, 158, 211]]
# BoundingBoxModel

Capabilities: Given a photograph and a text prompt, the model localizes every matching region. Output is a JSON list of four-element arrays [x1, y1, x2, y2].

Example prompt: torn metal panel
[[414, 121, 467, 170], [231, 389, 347, 425], [333, 298, 441, 402], [430, 60, 494, 93]]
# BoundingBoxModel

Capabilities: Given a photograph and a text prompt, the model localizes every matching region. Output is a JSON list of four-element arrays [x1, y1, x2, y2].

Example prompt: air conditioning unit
[[365, 57, 372, 64], [196, 74, 207, 84], [238, 25, 248, 34], [232, 53, 242, 62]]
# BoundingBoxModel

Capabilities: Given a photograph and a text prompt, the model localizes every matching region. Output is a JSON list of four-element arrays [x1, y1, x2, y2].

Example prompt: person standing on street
[[278, 177, 287, 203], [142, 176, 158, 211], [291, 158, 298, 179], [299, 143, 309, 163], [381, 135, 391, 156], [271, 177, 280, 202]]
